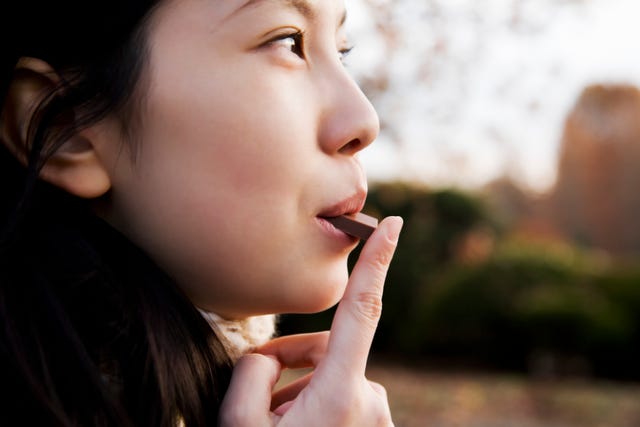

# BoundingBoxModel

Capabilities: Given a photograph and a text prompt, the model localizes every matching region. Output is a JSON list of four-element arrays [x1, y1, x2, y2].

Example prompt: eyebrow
[[231, 0, 347, 27]]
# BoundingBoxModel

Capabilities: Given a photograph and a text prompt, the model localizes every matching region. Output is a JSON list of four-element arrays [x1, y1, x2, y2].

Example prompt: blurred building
[[552, 84, 640, 255]]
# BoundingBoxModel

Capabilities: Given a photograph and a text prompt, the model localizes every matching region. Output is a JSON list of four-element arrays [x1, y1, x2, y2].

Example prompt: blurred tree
[[358, 184, 493, 352], [277, 184, 493, 351], [277, 181, 640, 379], [352, 0, 595, 171]]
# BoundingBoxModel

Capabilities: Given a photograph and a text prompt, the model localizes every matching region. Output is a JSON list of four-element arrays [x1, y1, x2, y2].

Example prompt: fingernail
[[386, 216, 403, 244]]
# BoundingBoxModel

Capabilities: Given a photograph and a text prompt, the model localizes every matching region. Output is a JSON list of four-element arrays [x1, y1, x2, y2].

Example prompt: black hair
[[0, 1, 232, 425]]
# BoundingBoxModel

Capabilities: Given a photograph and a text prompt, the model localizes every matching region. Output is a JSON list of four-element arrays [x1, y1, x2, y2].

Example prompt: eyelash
[[268, 31, 354, 63], [339, 46, 354, 62], [268, 31, 305, 59]]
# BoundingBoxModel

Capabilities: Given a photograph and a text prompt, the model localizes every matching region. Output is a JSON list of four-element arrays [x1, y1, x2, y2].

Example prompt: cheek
[[111, 57, 347, 316], [153, 71, 313, 192]]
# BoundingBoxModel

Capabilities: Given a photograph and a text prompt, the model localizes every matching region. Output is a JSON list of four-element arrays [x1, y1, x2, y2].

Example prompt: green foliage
[[359, 184, 492, 349], [419, 244, 640, 372], [403, 238, 640, 378], [279, 183, 640, 379]]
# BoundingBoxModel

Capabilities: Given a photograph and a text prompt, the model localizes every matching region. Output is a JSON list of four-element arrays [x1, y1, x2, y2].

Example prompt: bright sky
[[347, 0, 640, 192]]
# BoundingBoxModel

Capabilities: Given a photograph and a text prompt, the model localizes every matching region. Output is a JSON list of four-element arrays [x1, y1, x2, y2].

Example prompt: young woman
[[0, 0, 403, 425]]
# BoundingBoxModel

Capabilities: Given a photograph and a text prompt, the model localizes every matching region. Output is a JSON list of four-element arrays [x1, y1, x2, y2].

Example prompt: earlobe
[[1, 57, 112, 199]]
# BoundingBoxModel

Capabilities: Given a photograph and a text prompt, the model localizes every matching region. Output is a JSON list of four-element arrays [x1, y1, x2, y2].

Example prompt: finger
[[273, 400, 295, 417], [368, 380, 388, 399], [271, 371, 313, 411], [219, 354, 280, 426], [256, 331, 329, 369], [322, 216, 402, 379]]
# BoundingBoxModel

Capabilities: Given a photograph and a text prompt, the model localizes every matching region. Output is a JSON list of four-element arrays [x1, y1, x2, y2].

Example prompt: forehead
[[152, 0, 346, 31], [146, 0, 347, 53], [217, 0, 346, 26]]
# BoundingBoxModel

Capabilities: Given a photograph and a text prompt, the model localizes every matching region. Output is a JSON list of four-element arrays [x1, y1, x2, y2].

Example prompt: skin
[[90, 0, 382, 319], [2, 0, 403, 424], [98, 2, 401, 422], [222, 216, 402, 426]]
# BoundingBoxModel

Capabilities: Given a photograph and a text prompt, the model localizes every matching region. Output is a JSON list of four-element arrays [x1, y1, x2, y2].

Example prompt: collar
[[198, 310, 277, 363]]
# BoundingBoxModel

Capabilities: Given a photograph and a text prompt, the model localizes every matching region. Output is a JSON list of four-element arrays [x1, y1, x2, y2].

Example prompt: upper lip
[[317, 188, 367, 218]]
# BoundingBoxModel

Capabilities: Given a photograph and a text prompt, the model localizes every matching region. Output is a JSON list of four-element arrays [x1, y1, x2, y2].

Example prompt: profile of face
[[92, 0, 379, 319]]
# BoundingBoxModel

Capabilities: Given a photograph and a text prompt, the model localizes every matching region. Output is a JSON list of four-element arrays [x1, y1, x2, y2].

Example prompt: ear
[[1, 57, 111, 199], [38, 132, 112, 199]]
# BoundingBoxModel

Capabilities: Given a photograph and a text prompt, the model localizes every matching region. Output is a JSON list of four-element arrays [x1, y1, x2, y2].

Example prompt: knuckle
[[350, 291, 383, 324], [375, 411, 393, 427], [322, 383, 394, 426], [371, 399, 393, 427], [363, 249, 393, 283], [370, 381, 388, 398], [333, 399, 355, 422], [364, 381, 393, 427], [236, 353, 269, 370], [330, 392, 362, 424]]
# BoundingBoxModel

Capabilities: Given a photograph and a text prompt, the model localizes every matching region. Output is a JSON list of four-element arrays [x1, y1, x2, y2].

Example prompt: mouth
[[316, 189, 367, 220], [315, 189, 367, 243]]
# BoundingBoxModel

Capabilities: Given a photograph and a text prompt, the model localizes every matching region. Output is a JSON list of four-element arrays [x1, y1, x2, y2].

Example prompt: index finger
[[321, 216, 402, 379]]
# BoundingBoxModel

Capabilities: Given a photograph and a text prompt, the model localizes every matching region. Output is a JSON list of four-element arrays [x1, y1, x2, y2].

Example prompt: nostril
[[338, 139, 362, 155]]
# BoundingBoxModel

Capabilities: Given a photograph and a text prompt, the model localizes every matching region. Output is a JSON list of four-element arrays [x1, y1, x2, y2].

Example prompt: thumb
[[219, 354, 280, 426]]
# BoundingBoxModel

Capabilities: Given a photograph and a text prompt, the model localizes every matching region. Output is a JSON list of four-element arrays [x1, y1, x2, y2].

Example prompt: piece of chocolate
[[326, 212, 378, 240]]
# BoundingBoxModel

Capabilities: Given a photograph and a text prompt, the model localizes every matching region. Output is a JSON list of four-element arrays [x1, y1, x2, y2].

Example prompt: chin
[[289, 264, 349, 314]]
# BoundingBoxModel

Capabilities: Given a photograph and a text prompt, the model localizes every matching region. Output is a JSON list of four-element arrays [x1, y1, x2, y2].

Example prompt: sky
[[346, 0, 640, 192]]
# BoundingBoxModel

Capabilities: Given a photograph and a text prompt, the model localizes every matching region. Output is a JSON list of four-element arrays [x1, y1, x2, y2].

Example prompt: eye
[[338, 46, 354, 63], [268, 31, 305, 59]]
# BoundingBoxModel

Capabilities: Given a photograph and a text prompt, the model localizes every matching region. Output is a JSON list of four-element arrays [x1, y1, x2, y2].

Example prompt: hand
[[219, 216, 403, 427]]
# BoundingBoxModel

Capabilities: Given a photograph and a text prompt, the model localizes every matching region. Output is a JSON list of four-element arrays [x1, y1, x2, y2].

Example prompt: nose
[[317, 68, 380, 156]]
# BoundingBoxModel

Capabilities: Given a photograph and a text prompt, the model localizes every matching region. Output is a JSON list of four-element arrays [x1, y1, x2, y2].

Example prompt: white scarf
[[198, 310, 277, 362]]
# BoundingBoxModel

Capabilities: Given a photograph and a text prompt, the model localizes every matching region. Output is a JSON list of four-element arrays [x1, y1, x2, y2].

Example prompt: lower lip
[[316, 217, 359, 245]]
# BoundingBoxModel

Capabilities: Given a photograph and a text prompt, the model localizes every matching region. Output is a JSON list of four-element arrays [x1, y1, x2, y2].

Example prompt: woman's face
[[97, 0, 379, 318]]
